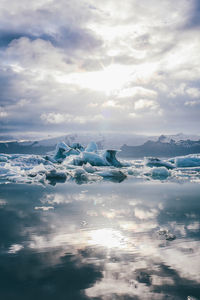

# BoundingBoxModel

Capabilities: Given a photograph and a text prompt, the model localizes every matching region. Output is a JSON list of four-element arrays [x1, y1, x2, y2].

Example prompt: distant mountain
[[0, 133, 200, 156], [0, 140, 55, 155], [0, 133, 148, 154], [120, 137, 200, 158], [155, 133, 200, 143]]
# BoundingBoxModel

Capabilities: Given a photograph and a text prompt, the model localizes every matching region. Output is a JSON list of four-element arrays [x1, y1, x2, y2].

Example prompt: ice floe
[[145, 157, 175, 169], [0, 141, 200, 185], [175, 154, 200, 168]]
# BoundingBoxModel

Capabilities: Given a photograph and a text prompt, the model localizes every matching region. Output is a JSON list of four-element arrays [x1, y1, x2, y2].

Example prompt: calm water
[[0, 179, 200, 299]]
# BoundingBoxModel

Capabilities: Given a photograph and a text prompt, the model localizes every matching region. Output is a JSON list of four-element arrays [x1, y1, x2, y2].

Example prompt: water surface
[[0, 179, 200, 299]]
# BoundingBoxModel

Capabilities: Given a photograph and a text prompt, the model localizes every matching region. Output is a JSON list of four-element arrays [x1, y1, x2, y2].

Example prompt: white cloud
[[41, 112, 104, 125], [5, 37, 69, 72], [118, 87, 157, 99], [186, 87, 200, 98], [134, 99, 159, 111], [0, 107, 8, 118], [0, 0, 200, 135], [184, 100, 200, 107]]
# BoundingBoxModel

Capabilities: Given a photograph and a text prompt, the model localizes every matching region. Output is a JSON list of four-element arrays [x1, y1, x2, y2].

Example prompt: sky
[[0, 0, 200, 138]]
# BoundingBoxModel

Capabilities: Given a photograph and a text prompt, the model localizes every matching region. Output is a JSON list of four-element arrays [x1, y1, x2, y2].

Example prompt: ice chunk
[[0, 154, 8, 162], [103, 150, 122, 167], [70, 142, 84, 151], [53, 142, 80, 162], [49, 141, 123, 167], [81, 151, 109, 166], [145, 157, 175, 169], [0, 167, 10, 175], [151, 167, 170, 179], [85, 141, 98, 152], [175, 155, 200, 167]]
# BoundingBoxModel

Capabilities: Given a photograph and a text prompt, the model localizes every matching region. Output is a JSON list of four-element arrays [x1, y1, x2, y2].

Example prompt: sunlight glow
[[88, 228, 126, 249], [56, 64, 133, 95]]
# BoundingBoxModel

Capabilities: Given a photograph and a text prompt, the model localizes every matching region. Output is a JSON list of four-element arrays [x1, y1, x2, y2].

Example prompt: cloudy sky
[[0, 0, 200, 137]]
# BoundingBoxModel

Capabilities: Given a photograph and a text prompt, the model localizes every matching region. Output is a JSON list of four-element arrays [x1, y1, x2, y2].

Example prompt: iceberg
[[103, 150, 122, 167], [0, 154, 8, 162], [81, 151, 109, 166], [53, 142, 80, 162], [145, 157, 175, 169], [51, 141, 122, 167], [0, 139, 200, 185], [85, 141, 98, 152], [175, 155, 200, 168]]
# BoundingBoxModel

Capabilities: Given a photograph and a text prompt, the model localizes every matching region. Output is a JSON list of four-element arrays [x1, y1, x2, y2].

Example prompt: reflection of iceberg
[[96, 169, 127, 182], [46, 169, 67, 183], [151, 167, 170, 180]]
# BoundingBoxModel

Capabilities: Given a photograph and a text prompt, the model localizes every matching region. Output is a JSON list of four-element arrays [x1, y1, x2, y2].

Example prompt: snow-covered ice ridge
[[0, 141, 200, 185]]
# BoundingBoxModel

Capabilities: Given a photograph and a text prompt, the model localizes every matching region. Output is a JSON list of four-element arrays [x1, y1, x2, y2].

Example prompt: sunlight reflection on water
[[0, 180, 199, 299]]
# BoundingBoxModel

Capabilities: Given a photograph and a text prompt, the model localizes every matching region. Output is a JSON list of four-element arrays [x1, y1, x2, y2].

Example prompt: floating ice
[[0, 154, 8, 162], [145, 157, 175, 169], [103, 150, 122, 167], [175, 154, 200, 168], [53, 142, 80, 162], [0, 141, 200, 185], [81, 151, 109, 166], [85, 141, 98, 152]]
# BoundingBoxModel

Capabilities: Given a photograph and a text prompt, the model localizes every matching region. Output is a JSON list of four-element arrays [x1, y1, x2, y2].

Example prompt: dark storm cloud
[[0, 30, 30, 47], [48, 26, 102, 50], [0, 26, 101, 52]]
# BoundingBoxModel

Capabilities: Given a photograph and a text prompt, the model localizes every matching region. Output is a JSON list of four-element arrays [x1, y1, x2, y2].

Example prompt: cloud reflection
[[0, 181, 200, 299]]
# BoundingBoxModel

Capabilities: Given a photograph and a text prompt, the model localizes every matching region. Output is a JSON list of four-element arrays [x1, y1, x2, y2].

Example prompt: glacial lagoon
[[0, 179, 200, 300]]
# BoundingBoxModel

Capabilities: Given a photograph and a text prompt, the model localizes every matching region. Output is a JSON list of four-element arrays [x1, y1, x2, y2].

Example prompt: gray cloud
[[0, 0, 200, 137]]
